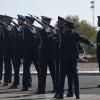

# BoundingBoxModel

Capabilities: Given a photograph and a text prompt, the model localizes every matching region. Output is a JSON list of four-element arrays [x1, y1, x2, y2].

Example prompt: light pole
[[90, 0, 95, 28]]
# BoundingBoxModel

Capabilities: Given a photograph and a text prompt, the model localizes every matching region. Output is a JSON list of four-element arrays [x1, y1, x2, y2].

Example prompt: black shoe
[[28, 84, 32, 88], [97, 85, 100, 87], [3, 83, 8, 86], [35, 90, 45, 94], [67, 93, 73, 97], [9, 85, 17, 89], [51, 90, 55, 93], [21, 88, 28, 91], [56, 94, 64, 99], [53, 93, 58, 98], [76, 96, 80, 99]]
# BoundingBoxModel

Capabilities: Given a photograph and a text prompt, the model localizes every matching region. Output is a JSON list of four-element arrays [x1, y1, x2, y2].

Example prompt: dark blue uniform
[[78, 43, 84, 54], [22, 24, 41, 91], [0, 26, 4, 82], [9, 25, 15, 64], [39, 28, 56, 93], [96, 16, 100, 88], [3, 25, 13, 85], [10, 24, 24, 88], [58, 30, 94, 99], [53, 29, 62, 97], [96, 30, 100, 71], [9, 15, 26, 89], [54, 31, 85, 98], [53, 16, 65, 97]]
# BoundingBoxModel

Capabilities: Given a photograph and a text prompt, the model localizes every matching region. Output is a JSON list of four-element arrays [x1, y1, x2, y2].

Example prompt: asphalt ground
[[0, 75, 100, 100], [10, 62, 99, 73], [0, 61, 100, 100]]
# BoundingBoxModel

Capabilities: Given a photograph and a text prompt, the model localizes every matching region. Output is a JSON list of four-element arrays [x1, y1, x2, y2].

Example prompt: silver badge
[[17, 26, 22, 32], [31, 27, 36, 33]]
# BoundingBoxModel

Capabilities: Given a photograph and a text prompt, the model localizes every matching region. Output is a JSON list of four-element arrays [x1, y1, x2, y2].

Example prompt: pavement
[[0, 75, 100, 100], [0, 62, 100, 100], [5, 62, 100, 76], [0, 93, 100, 100]]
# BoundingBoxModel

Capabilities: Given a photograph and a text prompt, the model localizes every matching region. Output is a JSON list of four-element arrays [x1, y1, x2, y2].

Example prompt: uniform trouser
[[0, 52, 3, 80], [22, 56, 42, 89], [22, 59, 31, 89], [40, 58, 56, 92], [55, 55, 60, 94], [97, 47, 100, 71], [34, 60, 42, 90], [13, 56, 22, 86], [4, 55, 12, 83], [59, 59, 79, 97]]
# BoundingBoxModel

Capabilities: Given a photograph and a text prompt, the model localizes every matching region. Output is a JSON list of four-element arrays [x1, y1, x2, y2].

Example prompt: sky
[[0, 0, 99, 27]]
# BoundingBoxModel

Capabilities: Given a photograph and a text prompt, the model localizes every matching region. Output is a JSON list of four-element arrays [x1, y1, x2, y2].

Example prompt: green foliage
[[65, 15, 97, 54], [75, 20, 96, 42], [80, 43, 96, 54]]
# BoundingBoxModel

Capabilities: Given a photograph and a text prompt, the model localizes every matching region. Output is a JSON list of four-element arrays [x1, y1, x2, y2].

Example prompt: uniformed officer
[[0, 15, 4, 84], [53, 16, 65, 98], [22, 15, 41, 91], [54, 16, 85, 98], [96, 16, 100, 88], [38, 16, 56, 93], [57, 20, 95, 99], [3, 15, 15, 82], [2, 15, 14, 86], [97, 16, 100, 71], [9, 15, 25, 89]]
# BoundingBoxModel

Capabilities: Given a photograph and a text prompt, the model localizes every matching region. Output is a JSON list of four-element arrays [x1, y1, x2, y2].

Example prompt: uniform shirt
[[13, 25, 24, 50], [97, 30, 100, 46], [39, 28, 54, 56], [0, 26, 4, 51], [2, 25, 13, 55], [96, 30, 100, 58], [23, 24, 41, 58], [23, 24, 39, 48], [60, 30, 93, 60]]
